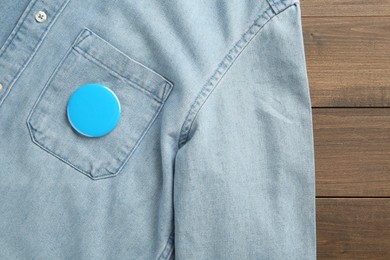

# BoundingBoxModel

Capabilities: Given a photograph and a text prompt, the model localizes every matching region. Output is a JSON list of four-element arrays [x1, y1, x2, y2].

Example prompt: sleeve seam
[[177, 2, 298, 149]]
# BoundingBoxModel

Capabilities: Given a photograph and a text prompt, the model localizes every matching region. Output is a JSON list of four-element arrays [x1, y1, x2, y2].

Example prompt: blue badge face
[[67, 84, 121, 138]]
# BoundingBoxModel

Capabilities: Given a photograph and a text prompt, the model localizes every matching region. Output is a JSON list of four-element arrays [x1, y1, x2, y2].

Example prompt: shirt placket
[[0, 0, 70, 108]]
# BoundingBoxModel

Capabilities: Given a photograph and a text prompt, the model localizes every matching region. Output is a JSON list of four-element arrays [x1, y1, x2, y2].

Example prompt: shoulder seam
[[177, 1, 298, 149]]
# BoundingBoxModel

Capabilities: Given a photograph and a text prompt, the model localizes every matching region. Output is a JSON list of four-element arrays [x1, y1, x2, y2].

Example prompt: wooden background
[[300, 0, 390, 258]]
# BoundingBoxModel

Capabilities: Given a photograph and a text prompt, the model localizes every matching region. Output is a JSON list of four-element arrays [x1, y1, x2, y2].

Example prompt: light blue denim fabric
[[0, 0, 316, 259]]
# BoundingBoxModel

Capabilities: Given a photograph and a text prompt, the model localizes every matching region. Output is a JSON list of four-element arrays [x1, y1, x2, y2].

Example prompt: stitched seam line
[[26, 83, 165, 181], [274, 0, 300, 13], [157, 231, 174, 260], [177, 2, 299, 149], [26, 29, 167, 180], [0, 0, 71, 108], [26, 77, 165, 181], [73, 46, 163, 104], [266, 0, 279, 14], [75, 27, 174, 103], [74, 28, 92, 47], [0, 0, 38, 58], [177, 5, 276, 148]]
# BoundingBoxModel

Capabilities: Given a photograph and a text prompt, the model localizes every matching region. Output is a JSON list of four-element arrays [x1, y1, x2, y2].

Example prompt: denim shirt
[[0, 0, 316, 259]]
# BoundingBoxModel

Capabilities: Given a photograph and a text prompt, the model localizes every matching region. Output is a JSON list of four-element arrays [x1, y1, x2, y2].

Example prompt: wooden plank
[[300, 0, 390, 17], [302, 17, 390, 107], [317, 198, 390, 259], [313, 108, 390, 197]]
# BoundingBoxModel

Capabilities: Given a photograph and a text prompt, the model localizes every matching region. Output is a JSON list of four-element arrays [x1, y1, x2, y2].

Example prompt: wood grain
[[300, 1, 390, 259], [317, 198, 390, 259], [300, 0, 390, 17], [302, 17, 390, 107], [313, 108, 390, 197]]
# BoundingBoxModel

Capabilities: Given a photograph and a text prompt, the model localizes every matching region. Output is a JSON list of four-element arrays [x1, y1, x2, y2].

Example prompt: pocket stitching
[[28, 101, 165, 180], [26, 29, 172, 180], [75, 27, 173, 104], [72, 46, 163, 104], [26, 42, 99, 177]]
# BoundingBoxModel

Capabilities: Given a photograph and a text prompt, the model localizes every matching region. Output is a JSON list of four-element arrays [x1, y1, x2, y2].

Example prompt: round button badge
[[67, 84, 121, 137]]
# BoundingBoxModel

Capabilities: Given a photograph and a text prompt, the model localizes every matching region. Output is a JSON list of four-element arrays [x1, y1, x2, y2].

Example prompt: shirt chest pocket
[[26, 28, 173, 180]]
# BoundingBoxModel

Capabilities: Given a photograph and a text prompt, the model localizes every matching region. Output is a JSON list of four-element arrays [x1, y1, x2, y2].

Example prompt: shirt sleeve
[[173, 2, 316, 259]]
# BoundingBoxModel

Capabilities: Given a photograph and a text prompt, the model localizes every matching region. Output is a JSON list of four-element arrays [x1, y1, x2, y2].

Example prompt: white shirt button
[[0, 83, 3, 92], [34, 11, 47, 23]]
